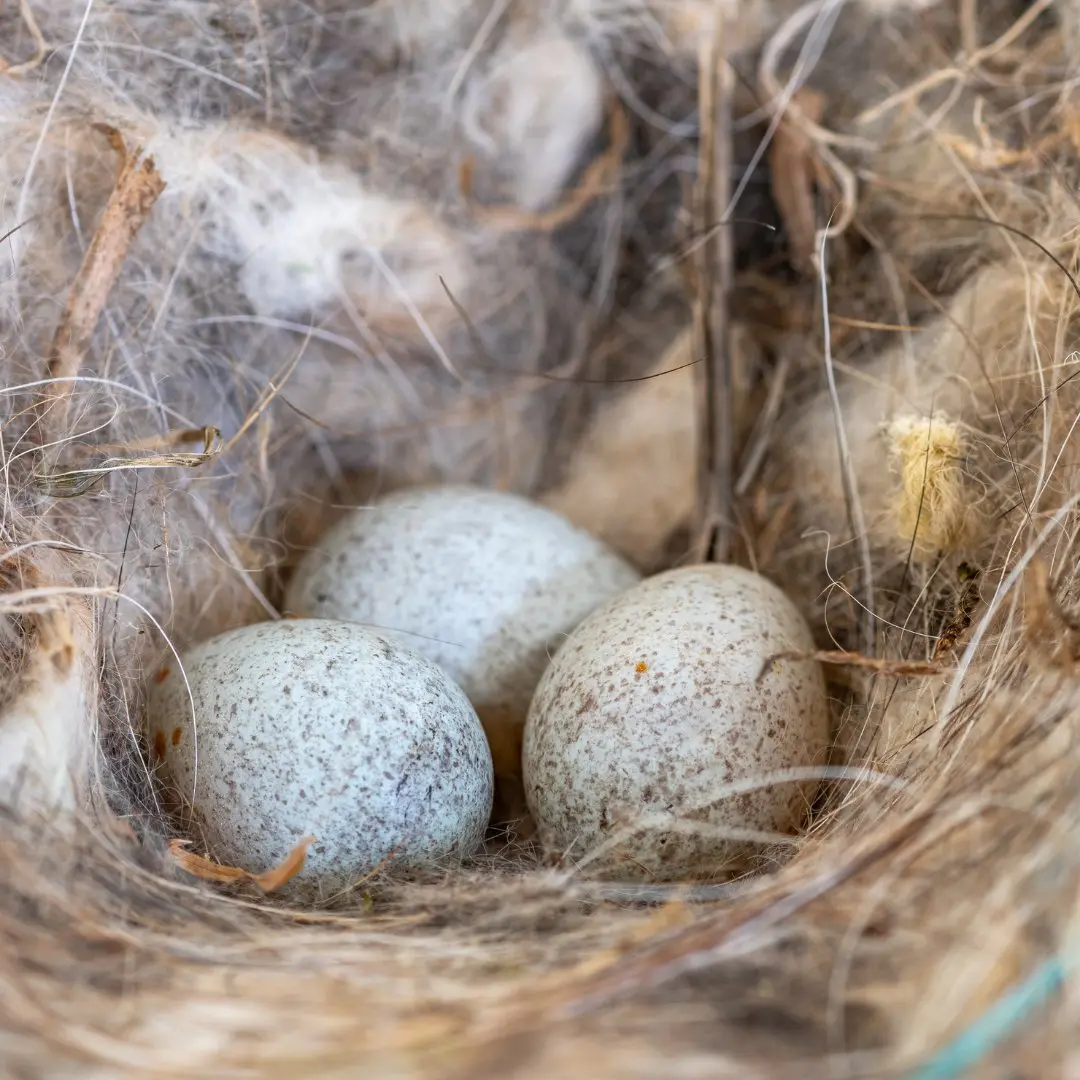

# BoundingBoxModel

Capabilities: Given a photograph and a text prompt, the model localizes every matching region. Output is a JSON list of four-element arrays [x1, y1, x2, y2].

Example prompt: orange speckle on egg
[[154, 666, 170, 684], [635, 661, 648, 674], [153, 731, 167, 759], [171, 727, 183, 747]]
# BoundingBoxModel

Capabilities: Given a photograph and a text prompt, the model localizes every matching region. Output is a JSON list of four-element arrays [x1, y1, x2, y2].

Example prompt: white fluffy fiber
[[461, 33, 605, 212]]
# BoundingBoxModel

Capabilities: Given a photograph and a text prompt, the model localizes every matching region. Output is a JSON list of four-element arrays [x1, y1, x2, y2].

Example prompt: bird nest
[[2, 1, 1078, 1077]]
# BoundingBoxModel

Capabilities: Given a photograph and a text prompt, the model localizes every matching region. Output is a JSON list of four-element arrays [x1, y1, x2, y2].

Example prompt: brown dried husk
[[3, 1, 1080, 1078]]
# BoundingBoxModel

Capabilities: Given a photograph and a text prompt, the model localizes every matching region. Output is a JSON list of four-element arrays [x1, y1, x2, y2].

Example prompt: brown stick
[[40, 126, 165, 440]]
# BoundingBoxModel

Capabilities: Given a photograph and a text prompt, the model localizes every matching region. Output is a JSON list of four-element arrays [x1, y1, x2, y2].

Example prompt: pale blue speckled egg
[[283, 485, 640, 779], [149, 618, 493, 897], [522, 565, 830, 882]]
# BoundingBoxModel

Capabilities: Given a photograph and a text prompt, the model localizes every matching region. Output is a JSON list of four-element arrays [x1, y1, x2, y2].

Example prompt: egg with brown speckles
[[522, 565, 830, 882], [149, 618, 493, 897], [283, 485, 641, 784]]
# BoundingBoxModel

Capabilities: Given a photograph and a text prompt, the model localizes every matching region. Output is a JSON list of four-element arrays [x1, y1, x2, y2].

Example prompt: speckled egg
[[148, 618, 493, 896], [283, 485, 641, 781], [522, 564, 830, 881]]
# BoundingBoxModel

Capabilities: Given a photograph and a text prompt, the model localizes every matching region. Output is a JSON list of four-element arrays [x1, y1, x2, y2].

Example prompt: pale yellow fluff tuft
[[887, 414, 978, 556]]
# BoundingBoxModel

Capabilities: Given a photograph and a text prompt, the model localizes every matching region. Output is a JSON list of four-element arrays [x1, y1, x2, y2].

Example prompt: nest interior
[[3, 0, 1080, 1077]]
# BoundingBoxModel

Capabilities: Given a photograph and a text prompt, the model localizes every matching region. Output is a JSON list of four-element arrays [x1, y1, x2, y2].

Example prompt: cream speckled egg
[[283, 485, 641, 780], [522, 565, 830, 881], [149, 619, 493, 896]]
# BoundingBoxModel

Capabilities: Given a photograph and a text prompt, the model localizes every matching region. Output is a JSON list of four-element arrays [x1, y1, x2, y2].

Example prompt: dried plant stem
[[39, 127, 165, 444], [690, 16, 734, 564], [759, 648, 944, 681]]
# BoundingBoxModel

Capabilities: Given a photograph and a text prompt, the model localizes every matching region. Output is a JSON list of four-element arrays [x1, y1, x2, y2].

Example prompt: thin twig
[[758, 648, 943, 683], [690, 14, 735, 563], [40, 127, 165, 442]]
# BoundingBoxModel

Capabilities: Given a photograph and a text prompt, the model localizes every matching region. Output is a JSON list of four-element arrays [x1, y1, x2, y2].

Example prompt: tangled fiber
[[4, 0, 1080, 1076]]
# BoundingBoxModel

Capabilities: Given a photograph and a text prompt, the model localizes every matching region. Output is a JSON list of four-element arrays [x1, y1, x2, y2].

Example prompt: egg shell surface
[[149, 618, 493, 896], [522, 564, 830, 881], [283, 485, 641, 777]]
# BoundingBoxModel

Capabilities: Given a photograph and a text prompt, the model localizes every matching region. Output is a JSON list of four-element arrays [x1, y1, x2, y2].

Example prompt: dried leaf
[[169, 836, 315, 893]]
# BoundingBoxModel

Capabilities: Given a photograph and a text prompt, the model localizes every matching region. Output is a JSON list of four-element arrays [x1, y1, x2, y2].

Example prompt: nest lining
[[4, 0, 1080, 1077]]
